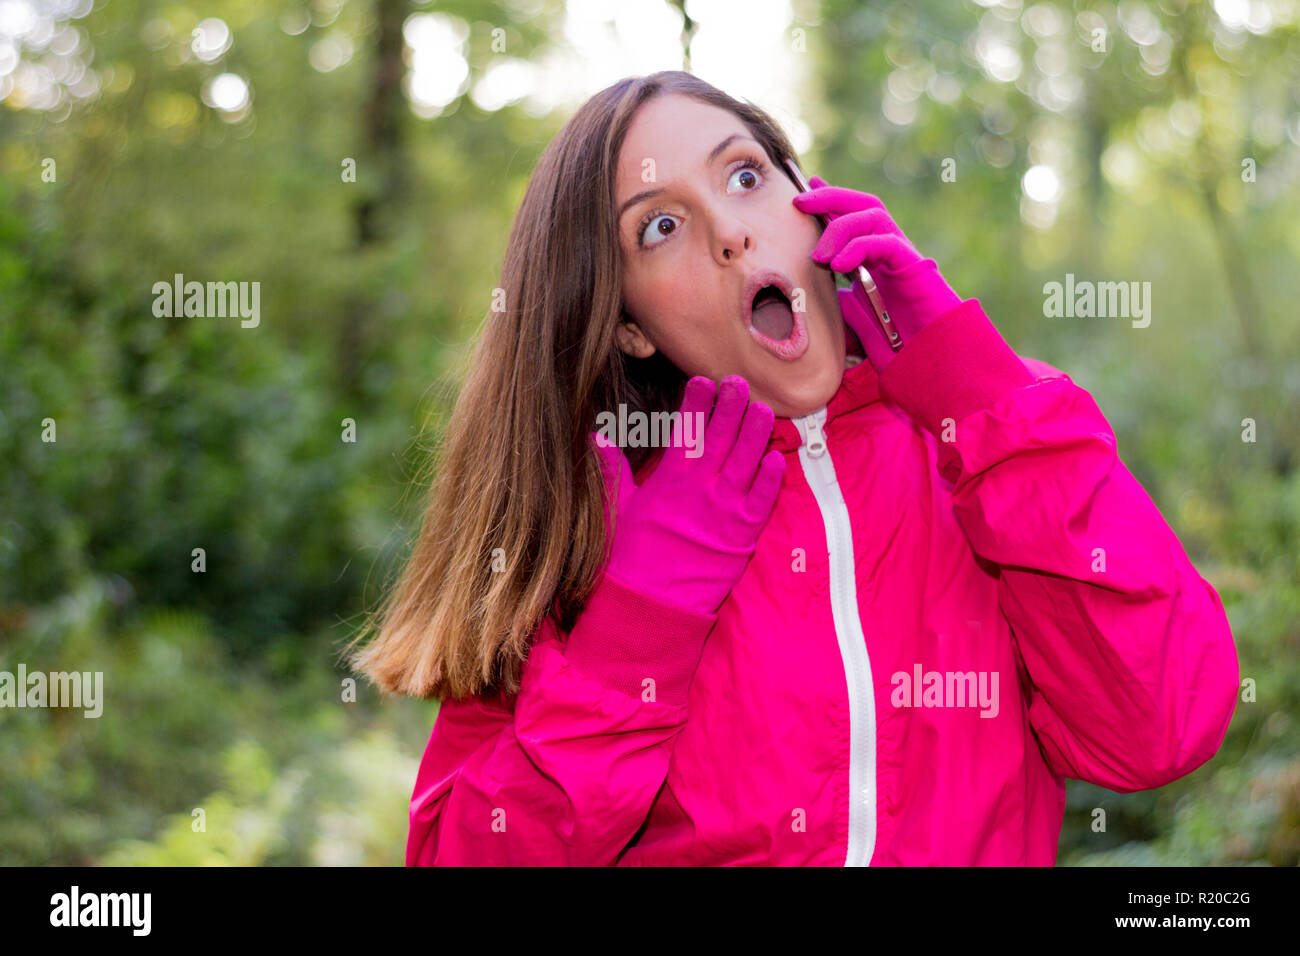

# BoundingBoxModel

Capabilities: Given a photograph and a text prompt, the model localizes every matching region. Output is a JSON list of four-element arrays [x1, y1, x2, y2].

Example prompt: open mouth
[[742, 269, 809, 361], [751, 285, 795, 340]]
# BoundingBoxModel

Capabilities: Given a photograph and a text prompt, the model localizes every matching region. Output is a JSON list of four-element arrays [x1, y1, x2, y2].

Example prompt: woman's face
[[613, 93, 847, 419]]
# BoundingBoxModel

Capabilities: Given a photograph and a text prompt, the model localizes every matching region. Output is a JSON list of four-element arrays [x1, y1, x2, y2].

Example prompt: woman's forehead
[[614, 98, 756, 198]]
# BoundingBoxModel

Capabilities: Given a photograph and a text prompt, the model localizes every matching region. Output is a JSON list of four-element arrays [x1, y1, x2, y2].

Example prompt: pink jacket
[[406, 297, 1240, 865]]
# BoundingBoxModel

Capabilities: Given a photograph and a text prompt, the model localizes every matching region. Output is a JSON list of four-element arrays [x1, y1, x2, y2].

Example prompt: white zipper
[[792, 406, 877, 867]]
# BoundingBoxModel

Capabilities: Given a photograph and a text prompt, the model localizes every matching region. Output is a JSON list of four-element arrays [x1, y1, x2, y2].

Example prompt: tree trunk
[[339, 0, 408, 398]]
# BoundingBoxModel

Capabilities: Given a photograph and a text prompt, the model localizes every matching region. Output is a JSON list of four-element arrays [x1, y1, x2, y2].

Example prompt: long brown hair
[[347, 71, 802, 701]]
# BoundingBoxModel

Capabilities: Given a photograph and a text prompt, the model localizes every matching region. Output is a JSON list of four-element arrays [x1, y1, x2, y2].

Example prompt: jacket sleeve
[[876, 298, 1241, 793], [406, 569, 715, 865]]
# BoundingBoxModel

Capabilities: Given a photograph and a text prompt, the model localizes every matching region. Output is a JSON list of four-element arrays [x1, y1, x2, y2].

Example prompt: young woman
[[351, 70, 1240, 866]]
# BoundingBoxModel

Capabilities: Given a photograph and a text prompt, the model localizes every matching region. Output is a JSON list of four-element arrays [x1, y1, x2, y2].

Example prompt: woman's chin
[[753, 351, 845, 420]]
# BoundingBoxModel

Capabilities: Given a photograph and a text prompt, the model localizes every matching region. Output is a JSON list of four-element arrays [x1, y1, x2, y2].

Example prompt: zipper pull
[[803, 411, 827, 458]]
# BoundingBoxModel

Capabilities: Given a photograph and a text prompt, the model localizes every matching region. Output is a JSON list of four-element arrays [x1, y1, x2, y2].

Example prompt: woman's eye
[[727, 162, 763, 193], [641, 213, 680, 248], [637, 160, 766, 250]]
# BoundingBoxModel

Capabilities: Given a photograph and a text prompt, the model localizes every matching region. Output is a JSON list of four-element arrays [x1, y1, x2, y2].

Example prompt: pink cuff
[[563, 569, 717, 707], [878, 298, 1036, 439]]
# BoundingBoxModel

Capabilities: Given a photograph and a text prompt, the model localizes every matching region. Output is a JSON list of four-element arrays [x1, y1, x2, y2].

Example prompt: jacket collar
[[769, 341, 883, 453]]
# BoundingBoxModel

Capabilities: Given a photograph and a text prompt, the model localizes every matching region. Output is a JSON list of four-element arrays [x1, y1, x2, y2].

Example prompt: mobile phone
[[785, 158, 903, 352]]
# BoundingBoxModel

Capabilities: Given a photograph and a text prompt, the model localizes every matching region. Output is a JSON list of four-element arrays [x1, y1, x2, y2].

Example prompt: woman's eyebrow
[[616, 133, 758, 224]]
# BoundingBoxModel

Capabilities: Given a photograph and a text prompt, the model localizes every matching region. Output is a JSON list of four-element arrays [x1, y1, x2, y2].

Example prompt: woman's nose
[[717, 231, 752, 262]]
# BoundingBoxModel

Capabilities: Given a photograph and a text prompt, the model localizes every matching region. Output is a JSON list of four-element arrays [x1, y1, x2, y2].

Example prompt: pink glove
[[591, 375, 786, 616], [792, 175, 962, 372]]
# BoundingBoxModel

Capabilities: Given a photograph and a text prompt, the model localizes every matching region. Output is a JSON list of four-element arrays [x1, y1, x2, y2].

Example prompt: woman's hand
[[592, 375, 785, 616], [792, 175, 962, 371]]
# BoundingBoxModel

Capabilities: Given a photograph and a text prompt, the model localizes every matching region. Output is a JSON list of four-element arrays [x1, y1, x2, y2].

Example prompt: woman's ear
[[616, 314, 657, 359]]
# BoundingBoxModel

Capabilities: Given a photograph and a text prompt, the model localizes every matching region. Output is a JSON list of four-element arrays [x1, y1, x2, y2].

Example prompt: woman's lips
[[740, 268, 810, 362], [748, 304, 809, 361]]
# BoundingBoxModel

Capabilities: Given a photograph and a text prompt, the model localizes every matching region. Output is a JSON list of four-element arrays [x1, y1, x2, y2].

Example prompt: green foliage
[[0, 576, 434, 866]]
